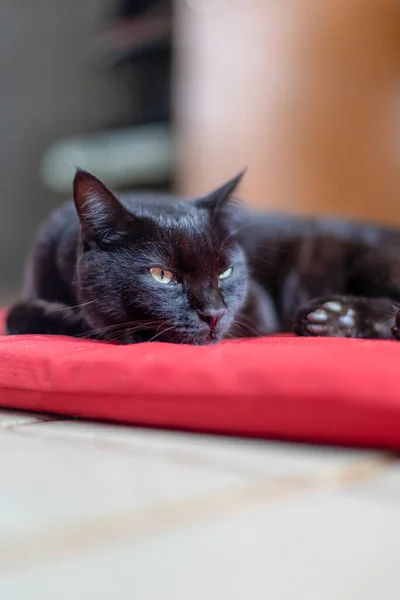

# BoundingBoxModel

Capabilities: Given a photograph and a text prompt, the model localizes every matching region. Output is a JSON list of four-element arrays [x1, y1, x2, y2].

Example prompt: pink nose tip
[[197, 309, 226, 330]]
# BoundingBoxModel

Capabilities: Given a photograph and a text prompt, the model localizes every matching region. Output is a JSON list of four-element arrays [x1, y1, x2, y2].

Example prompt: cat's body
[[7, 169, 400, 343], [239, 212, 400, 337]]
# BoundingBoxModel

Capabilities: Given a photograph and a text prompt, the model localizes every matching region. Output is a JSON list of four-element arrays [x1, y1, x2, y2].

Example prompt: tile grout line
[[0, 417, 69, 430], [0, 453, 395, 575], [7, 426, 321, 479], [9, 422, 397, 480]]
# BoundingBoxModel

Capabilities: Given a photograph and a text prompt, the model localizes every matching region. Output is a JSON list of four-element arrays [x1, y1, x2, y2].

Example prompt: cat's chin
[[113, 325, 227, 346], [157, 329, 224, 346], [163, 323, 232, 345], [178, 331, 226, 346], [164, 332, 214, 346]]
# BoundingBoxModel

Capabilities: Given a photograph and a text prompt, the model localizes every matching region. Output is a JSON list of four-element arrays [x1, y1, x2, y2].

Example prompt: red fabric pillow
[[0, 310, 400, 448]]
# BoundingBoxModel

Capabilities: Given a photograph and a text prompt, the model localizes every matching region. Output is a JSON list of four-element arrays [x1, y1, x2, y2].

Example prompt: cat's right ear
[[196, 170, 246, 216], [73, 169, 134, 247]]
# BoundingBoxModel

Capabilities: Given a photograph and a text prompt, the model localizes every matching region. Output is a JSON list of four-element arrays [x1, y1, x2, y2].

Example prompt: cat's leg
[[228, 280, 279, 338], [6, 300, 88, 337], [347, 248, 400, 340], [293, 295, 396, 339], [280, 236, 348, 330]]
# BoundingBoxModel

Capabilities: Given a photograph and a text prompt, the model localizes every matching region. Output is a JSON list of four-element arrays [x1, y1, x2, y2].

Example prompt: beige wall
[[175, 0, 400, 225]]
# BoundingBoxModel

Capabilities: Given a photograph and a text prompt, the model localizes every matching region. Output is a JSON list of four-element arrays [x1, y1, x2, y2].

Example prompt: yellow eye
[[150, 267, 175, 284], [218, 266, 233, 280]]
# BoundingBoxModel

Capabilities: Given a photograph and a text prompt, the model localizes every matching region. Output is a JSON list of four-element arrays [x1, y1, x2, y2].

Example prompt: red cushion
[[1, 310, 400, 448]]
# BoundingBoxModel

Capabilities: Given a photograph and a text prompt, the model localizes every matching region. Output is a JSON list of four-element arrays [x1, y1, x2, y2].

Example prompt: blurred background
[[2, 0, 400, 300]]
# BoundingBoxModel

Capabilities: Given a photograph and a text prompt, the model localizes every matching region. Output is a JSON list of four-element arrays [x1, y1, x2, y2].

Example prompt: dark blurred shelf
[[91, 10, 171, 68]]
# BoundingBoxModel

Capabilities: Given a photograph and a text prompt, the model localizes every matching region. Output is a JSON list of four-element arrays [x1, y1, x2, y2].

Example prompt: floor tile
[[0, 428, 253, 541], [352, 461, 400, 504], [0, 409, 50, 428], [1, 488, 399, 600], [20, 419, 387, 479]]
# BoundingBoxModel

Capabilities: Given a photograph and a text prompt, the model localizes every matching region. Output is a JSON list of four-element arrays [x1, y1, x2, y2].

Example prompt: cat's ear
[[196, 169, 246, 216], [73, 169, 134, 246]]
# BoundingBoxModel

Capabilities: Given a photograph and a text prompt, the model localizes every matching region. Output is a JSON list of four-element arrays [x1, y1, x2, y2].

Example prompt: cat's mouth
[[111, 322, 227, 346], [162, 330, 212, 346], [148, 327, 221, 346], [169, 320, 231, 345], [178, 327, 226, 346]]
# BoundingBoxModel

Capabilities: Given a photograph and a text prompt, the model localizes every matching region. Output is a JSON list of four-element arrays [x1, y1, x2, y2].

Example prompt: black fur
[[7, 169, 400, 343], [7, 169, 273, 344]]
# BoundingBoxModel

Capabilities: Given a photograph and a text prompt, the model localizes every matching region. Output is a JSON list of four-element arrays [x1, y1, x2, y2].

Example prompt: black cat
[[6, 169, 400, 343]]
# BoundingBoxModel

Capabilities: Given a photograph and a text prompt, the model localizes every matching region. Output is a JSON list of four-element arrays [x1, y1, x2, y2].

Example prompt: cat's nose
[[197, 308, 226, 330]]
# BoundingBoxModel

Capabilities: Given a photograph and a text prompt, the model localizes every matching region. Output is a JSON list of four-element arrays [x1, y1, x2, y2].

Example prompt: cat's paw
[[6, 300, 86, 337], [293, 298, 359, 338], [6, 301, 48, 335]]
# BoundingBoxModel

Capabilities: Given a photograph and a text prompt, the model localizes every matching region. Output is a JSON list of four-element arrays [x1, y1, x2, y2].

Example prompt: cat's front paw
[[6, 301, 49, 335], [293, 298, 359, 338], [6, 300, 86, 337]]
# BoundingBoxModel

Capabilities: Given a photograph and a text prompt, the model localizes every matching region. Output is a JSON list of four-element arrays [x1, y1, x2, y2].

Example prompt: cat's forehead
[[155, 231, 227, 273], [122, 194, 236, 267], [138, 210, 231, 270], [130, 197, 211, 233], [153, 215, 221, 261], [121, 192, 194, 214], [134, 199, 200, 222]]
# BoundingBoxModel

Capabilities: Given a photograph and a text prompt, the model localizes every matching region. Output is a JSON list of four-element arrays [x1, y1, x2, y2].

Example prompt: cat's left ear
[[196, 169, 246, 217], [73, 168, 135, 247]]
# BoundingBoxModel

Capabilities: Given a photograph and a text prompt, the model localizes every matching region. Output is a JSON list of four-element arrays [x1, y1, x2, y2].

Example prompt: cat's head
[[73, 169, 249, 344]]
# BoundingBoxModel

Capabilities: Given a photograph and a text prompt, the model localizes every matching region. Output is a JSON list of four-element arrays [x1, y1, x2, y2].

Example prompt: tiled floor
[[1, 409, 399, 599]]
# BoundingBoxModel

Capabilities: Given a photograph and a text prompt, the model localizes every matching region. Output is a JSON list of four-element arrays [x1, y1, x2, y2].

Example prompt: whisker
[[164, 331, 183, 345], [147, 326, 176, 343], [220, 218, 274, 246], [103, 326, 160, 341], [231, 318, 264, 338], [254, 244, 291, 255], [88, 319, 160, 336], [49, 300, 97, 314], [76, 320, 163, 340], [229, 322, 249, 336], [248, 255, 276, 268]]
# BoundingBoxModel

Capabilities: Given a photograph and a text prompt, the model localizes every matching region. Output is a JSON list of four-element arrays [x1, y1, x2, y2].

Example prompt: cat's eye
[[218, 266, 234, 280], [150, 267, 175, 284]]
